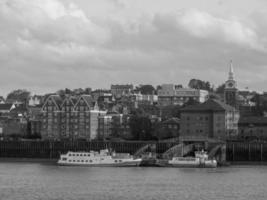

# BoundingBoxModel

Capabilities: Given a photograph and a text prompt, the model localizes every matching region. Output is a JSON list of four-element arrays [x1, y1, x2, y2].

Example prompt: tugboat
[[57, 149, 142, 167], [168, 150, 217, 168]]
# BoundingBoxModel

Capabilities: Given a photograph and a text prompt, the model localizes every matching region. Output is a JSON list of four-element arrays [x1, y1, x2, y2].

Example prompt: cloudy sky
[[0, 0, 267, 96]]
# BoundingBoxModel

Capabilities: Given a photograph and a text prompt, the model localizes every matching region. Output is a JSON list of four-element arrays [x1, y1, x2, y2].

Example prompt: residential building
[[0, 103, 16, 115], [91, 89, 112, 102], [41, 94, 106, 140], [28, 95, 42, 106], [0, 116, 27, 139], [238, 117, 267, 141], [131, 92, 158, 105], [111, 84, 134, 98], [0, 96, 5, 104], [28, 119, 42, 139], [153, 117, 180, 140], [60, 96, 77, 139], [98, 115, 112, 140], [180, 99, 239, 140], [41, 95, 62, 140], [157, 84, 209, 106]]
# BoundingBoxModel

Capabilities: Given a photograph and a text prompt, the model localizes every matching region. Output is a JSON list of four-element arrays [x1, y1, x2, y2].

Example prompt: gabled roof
[[41, 95, 62, 111], [0, 103, 13, 111], [61, 96, 78, 107], [181, 99, 236, 112], [10, 105, 27, 113], [75, 95, 94, 108]]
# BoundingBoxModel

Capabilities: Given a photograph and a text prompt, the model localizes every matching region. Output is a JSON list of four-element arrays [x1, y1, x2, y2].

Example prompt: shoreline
[[1, 157, 267, 166], [0, 157, 57, 163]]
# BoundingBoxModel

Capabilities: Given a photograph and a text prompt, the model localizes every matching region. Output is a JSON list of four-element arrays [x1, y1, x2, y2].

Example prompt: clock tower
[[224, 60, 238, 108]]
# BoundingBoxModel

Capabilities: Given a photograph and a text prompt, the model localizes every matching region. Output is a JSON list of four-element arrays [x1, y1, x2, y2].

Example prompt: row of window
[[186, 116, 226, 121], [69, 153, 91, 156], [66, 159, 123, 163]]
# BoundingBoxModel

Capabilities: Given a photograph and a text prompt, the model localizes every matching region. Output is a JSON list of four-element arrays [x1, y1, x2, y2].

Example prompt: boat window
[[86, 160, 88, 162], [62, 158, 67, 161], [119, 160, 122, 162], [115, 160, 117, 163], [90, 160, 92, 162], [80, 154, 83, 156], [73, 160, 75, 162], [69, 160, 71, 162], [81, 160, 84, 162], [69, 154, 72, 156], [101, 158, 104, 160], [84, 154, 87, 156], [77, 160, 80, 162]]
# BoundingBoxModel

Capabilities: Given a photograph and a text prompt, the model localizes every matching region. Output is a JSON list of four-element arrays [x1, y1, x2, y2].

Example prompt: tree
[[160, 105, 181, 120], [129, 108, 153, 140], [183, 97, 199, 107], [188, 79, 212, 91], [129, 115, 153, 140], [6, 89, 31, 103], [137, 85, 156, 95], [215, 84, 225, 94]]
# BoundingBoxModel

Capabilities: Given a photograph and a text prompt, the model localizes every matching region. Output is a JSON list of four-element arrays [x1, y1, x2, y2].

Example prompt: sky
[[0, 0, 267, 96]]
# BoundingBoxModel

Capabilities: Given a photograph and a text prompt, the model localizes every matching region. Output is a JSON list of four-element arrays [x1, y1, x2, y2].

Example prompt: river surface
[[0, 162, 266, 200]]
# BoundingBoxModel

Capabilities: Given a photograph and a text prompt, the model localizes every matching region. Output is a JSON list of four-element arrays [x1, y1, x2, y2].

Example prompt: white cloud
[[0, 0, 266, 95]]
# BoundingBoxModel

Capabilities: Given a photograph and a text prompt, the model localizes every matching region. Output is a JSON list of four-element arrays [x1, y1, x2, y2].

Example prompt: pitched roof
[[61, 96, 78, 107], [0, 103, 13, 110], [42, 95, 62, 111], [75, 95, 94, 108], [181, 99, 236, 112], [50, 95, 63, 108], [81, 95, 94, 107], [10, 105, 27, 113]]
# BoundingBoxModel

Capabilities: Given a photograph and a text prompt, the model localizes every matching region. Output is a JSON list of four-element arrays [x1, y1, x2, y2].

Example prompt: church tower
[[224, 60, 238, 108]]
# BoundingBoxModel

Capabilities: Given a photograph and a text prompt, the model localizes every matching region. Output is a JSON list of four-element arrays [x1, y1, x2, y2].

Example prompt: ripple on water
[[0, 163, 267, 200]]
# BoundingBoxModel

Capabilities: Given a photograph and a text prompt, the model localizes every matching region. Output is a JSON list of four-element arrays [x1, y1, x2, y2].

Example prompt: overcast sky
[[0, 0, 267, 96]]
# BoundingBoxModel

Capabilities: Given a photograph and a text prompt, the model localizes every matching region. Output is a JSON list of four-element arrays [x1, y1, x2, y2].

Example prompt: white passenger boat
[[168, 150, 217, 168], [57, 149, 142, 167]]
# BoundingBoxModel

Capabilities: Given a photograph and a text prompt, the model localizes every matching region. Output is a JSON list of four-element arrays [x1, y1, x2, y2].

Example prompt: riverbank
[[0, 157, 57, 163], [1, 157, 267, 166]]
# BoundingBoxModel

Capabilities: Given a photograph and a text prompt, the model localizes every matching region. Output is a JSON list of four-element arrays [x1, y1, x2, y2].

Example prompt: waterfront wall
[[1, 140, 267, 162], [0, 141, 178, 159], [226, 142, 267, 162]]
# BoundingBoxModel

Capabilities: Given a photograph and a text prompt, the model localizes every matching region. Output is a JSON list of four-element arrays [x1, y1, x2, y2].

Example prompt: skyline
[[0, 0, 267, 96]]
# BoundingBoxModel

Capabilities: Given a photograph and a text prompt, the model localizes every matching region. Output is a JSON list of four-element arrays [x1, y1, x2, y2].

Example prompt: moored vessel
[[168, 150, 217, 168], [57, 149, 142, 167]]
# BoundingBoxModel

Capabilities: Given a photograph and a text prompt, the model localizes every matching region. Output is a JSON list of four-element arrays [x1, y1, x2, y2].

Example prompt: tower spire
[[228, 60, 234, 80]]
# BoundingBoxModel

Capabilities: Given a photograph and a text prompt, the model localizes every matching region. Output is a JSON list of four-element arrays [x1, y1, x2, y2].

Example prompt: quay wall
[[0, 141, 267, 162], [0, 141, 177, 159]]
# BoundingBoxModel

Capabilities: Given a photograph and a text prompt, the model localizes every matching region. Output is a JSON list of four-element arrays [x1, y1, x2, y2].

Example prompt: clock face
[[228, 82, 233, 88]]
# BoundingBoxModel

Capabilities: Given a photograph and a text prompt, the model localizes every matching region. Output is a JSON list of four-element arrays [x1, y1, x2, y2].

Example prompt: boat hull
[[57, 160, 142, 167], [168, 163, 217, 168]]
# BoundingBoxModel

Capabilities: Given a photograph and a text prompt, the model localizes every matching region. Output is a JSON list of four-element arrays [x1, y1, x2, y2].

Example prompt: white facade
[[89, 110, 107, 139], [28, 96, 41, 106]]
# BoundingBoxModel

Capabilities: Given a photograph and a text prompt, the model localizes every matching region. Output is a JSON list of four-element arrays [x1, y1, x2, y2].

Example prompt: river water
[[0, 162, 266, 200]]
